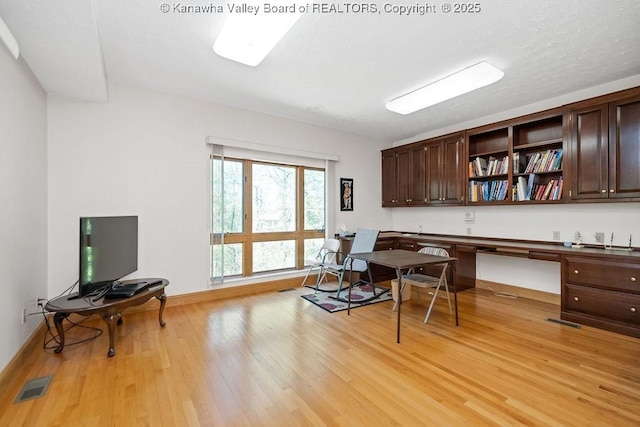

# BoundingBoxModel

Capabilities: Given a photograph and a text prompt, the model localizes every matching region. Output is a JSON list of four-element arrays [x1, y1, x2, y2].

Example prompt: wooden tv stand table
[[44, 278, 169, 357]]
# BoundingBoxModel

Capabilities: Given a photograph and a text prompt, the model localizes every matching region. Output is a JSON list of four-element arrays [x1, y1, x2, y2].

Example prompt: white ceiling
[[2, 0, 640, 142]]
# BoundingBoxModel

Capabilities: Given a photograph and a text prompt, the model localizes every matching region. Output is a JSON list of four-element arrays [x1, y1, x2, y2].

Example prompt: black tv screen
[[79, 216, 138, 296]]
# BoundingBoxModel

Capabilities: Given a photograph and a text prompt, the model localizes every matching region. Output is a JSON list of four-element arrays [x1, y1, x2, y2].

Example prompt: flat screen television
[[78, 216, 138, 297]]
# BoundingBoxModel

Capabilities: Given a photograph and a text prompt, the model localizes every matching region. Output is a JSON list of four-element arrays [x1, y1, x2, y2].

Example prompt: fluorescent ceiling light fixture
[[386, 62, 504, 114], [0, 15, 19, 59], [213, 2, 302, 66]]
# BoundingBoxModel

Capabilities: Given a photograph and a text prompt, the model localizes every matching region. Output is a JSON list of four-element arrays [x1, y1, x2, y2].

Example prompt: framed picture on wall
[[340, 178, 353, 211]]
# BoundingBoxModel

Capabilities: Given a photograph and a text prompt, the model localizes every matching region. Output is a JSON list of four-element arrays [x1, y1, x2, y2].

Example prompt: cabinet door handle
[[574, 296, 579, 301], [632, 307, 637, 313], [574, 269, 579, 274], [632, 277, 637, 282], [610, 189, 615, 193], [601, 189, 607, 193]]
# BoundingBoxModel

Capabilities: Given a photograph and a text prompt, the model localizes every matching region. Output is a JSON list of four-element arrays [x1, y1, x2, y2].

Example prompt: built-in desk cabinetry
[[381, 86, 640, 207], [338, 232, 640, 338], [562, 255, 640, 337]]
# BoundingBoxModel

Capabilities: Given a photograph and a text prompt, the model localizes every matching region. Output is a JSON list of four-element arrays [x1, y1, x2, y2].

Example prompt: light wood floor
[[2, 286, 640, 426]]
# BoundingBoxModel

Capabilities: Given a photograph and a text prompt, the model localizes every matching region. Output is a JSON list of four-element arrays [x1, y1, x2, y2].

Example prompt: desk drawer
[[564, 257, 640, 292], [374, 240, 395, 251], [564, 284, 640, 324]]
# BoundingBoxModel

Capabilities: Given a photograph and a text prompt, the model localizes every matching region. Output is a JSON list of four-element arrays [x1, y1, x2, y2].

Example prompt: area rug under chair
[[301, 284, 393, 313]]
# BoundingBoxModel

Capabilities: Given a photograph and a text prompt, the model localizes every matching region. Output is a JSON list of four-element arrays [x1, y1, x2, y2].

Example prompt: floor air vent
[[14, 375, 53, 403], [546, 318, 581, 328]]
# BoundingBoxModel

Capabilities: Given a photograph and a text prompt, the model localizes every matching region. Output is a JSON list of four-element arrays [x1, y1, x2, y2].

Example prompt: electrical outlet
[[595, 232, 605, 243], [466, 227, 472, 235], [552, 231, 560, 240], [21, 307, 27, 324]]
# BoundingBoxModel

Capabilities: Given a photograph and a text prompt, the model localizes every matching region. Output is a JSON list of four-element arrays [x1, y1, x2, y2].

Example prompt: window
[[210, 156, 325, 283]]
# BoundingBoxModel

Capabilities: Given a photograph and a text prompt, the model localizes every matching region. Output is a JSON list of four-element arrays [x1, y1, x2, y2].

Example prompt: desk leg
[[347, 259, 353, 315], [453, 275, 459, 327], [158, 293, 167, 327], [53, 312, 68, 353], [103, 313, 122, 357], [396, 268, 402, 343]]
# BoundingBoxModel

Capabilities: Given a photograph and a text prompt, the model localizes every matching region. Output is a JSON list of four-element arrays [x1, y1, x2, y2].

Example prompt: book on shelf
[[517, 176, 528, 200], [487, 156, 497, 176], [514, 152, 531, 174], [555, 177, 563, 199], [549, 177, 563, 200], [470, 155, 510, 177], [526, 173, 538, 200], [471, 157, 488, 177], [486, 155, 509, 176], [542, 180, 555, 200], [524, 149, 563, 173], [468, 179, 508, 202]]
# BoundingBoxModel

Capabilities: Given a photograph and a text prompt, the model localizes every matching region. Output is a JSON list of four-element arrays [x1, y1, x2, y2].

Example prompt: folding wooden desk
[[347, 250, 457, 343]]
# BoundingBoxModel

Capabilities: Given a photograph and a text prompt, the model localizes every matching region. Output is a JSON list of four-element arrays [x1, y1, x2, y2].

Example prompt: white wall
[[47, 83, 391, 297], [0, 47, 48, 371]]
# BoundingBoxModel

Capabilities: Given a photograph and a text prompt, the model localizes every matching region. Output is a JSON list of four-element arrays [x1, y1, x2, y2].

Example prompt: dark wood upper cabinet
[[425, 141, 442, 203], [382, 86, 640, 207], [569, 104, 609, 199], [382, 135, 463, 207], [396, 149, 412, 205], [609, 95, 640, 199], [409, 144, 427, 205], [382, 144, 426, 206], [569, 92, 640, 201], [381, 150, 398, 206], [396, 145, 427, 206], [426, 133, 464, 204]]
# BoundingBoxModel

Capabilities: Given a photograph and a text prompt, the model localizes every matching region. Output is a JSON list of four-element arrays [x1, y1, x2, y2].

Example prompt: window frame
[[210, 156, 326, 279]]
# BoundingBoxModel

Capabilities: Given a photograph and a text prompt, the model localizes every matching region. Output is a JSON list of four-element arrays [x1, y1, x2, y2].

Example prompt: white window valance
[[206, 136, 339, 168]]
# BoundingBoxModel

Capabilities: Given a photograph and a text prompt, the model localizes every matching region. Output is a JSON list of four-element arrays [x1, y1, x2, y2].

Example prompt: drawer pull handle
[[573, 269, 579, 274], [632, 307, 637, 313], [632, 277, 637, 282], [574, 296, 579, 302]]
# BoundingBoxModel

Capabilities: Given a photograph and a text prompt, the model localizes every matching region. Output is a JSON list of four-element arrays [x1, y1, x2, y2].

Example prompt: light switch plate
[[464, 211, 475, 223]]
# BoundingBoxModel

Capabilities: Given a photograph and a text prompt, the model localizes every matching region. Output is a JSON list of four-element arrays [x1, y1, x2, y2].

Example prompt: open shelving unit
[[467, 128, 510, 203], [466, 110, 565, 205], [512, 115, 564, 202]]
